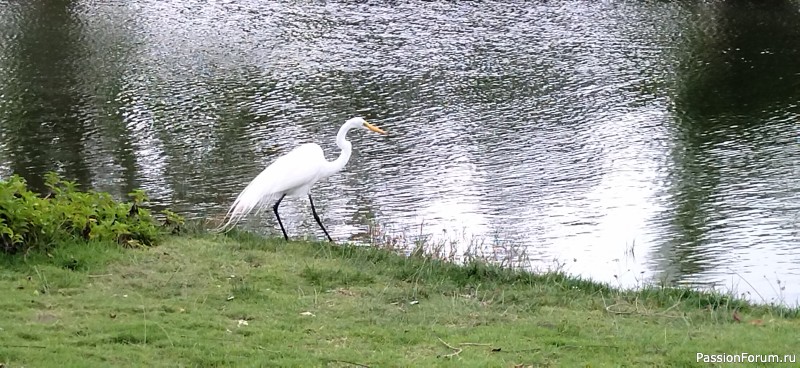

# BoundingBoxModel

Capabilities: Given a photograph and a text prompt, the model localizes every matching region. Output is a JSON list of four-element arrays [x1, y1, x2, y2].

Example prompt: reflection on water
[[658, 0, 800, 301], [0, 0, 798, 304]]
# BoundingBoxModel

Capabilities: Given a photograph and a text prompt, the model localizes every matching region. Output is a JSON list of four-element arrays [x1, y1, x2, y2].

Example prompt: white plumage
[[215, 117, 387, 242]]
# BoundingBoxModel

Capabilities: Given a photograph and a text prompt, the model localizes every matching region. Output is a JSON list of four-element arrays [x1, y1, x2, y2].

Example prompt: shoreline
[[2, 229, 798, 366]]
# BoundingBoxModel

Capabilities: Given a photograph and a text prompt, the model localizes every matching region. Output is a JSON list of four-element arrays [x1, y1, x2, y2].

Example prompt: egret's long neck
[[320, 124, 354, 179]]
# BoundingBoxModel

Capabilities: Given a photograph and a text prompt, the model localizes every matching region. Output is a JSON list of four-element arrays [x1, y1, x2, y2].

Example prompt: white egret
[[216, 117, 387, 242]]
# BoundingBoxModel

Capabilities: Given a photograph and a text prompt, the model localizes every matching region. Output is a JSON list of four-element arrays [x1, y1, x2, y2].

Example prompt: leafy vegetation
[[0, 172, 183, 254], [0, 230, 798, 367]]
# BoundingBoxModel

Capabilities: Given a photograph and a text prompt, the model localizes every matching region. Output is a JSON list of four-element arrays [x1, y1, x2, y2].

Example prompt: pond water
[[0, 0, 799, 304]]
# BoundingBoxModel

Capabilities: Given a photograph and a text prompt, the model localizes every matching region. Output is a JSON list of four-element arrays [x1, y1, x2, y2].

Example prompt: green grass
[[1, 231, 798, 367]]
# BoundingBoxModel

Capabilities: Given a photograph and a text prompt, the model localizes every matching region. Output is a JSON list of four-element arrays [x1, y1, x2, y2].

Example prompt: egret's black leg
[[308, 195, 334, 243], [273, 194, 289, 241]]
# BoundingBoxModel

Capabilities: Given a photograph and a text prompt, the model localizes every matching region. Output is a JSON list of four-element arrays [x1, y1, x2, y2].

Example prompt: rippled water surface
[[1, 0, 799, 303]]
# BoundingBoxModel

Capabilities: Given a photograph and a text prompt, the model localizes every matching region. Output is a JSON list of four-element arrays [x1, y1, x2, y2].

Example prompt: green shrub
[[0, 172, 184, 254]]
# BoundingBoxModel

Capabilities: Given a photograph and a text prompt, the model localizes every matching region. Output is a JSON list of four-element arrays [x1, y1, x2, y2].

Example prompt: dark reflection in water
[[0, 0, 798, 303], [660, 0, 800, 298], [0, 0, 91, 190]]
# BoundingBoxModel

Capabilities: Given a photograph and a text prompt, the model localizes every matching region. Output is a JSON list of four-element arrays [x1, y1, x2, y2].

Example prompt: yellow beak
[[364, 121, 387, 135]]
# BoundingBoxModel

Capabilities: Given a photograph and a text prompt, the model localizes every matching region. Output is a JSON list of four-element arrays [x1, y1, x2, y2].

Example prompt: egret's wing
[[215, 144, 325, 232]]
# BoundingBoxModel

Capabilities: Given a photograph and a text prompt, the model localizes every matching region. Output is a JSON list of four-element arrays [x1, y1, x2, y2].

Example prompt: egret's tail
[[214, 197, 272, 233], [213, 177, 278, 233], [213, 199, 253, 233]]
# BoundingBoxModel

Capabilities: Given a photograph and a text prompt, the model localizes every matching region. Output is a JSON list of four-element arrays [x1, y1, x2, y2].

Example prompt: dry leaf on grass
[[335, 288, 357, 296]]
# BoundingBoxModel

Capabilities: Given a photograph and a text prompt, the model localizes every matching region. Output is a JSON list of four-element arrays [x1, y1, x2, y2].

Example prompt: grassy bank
[[1, 232, 798, 367]]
